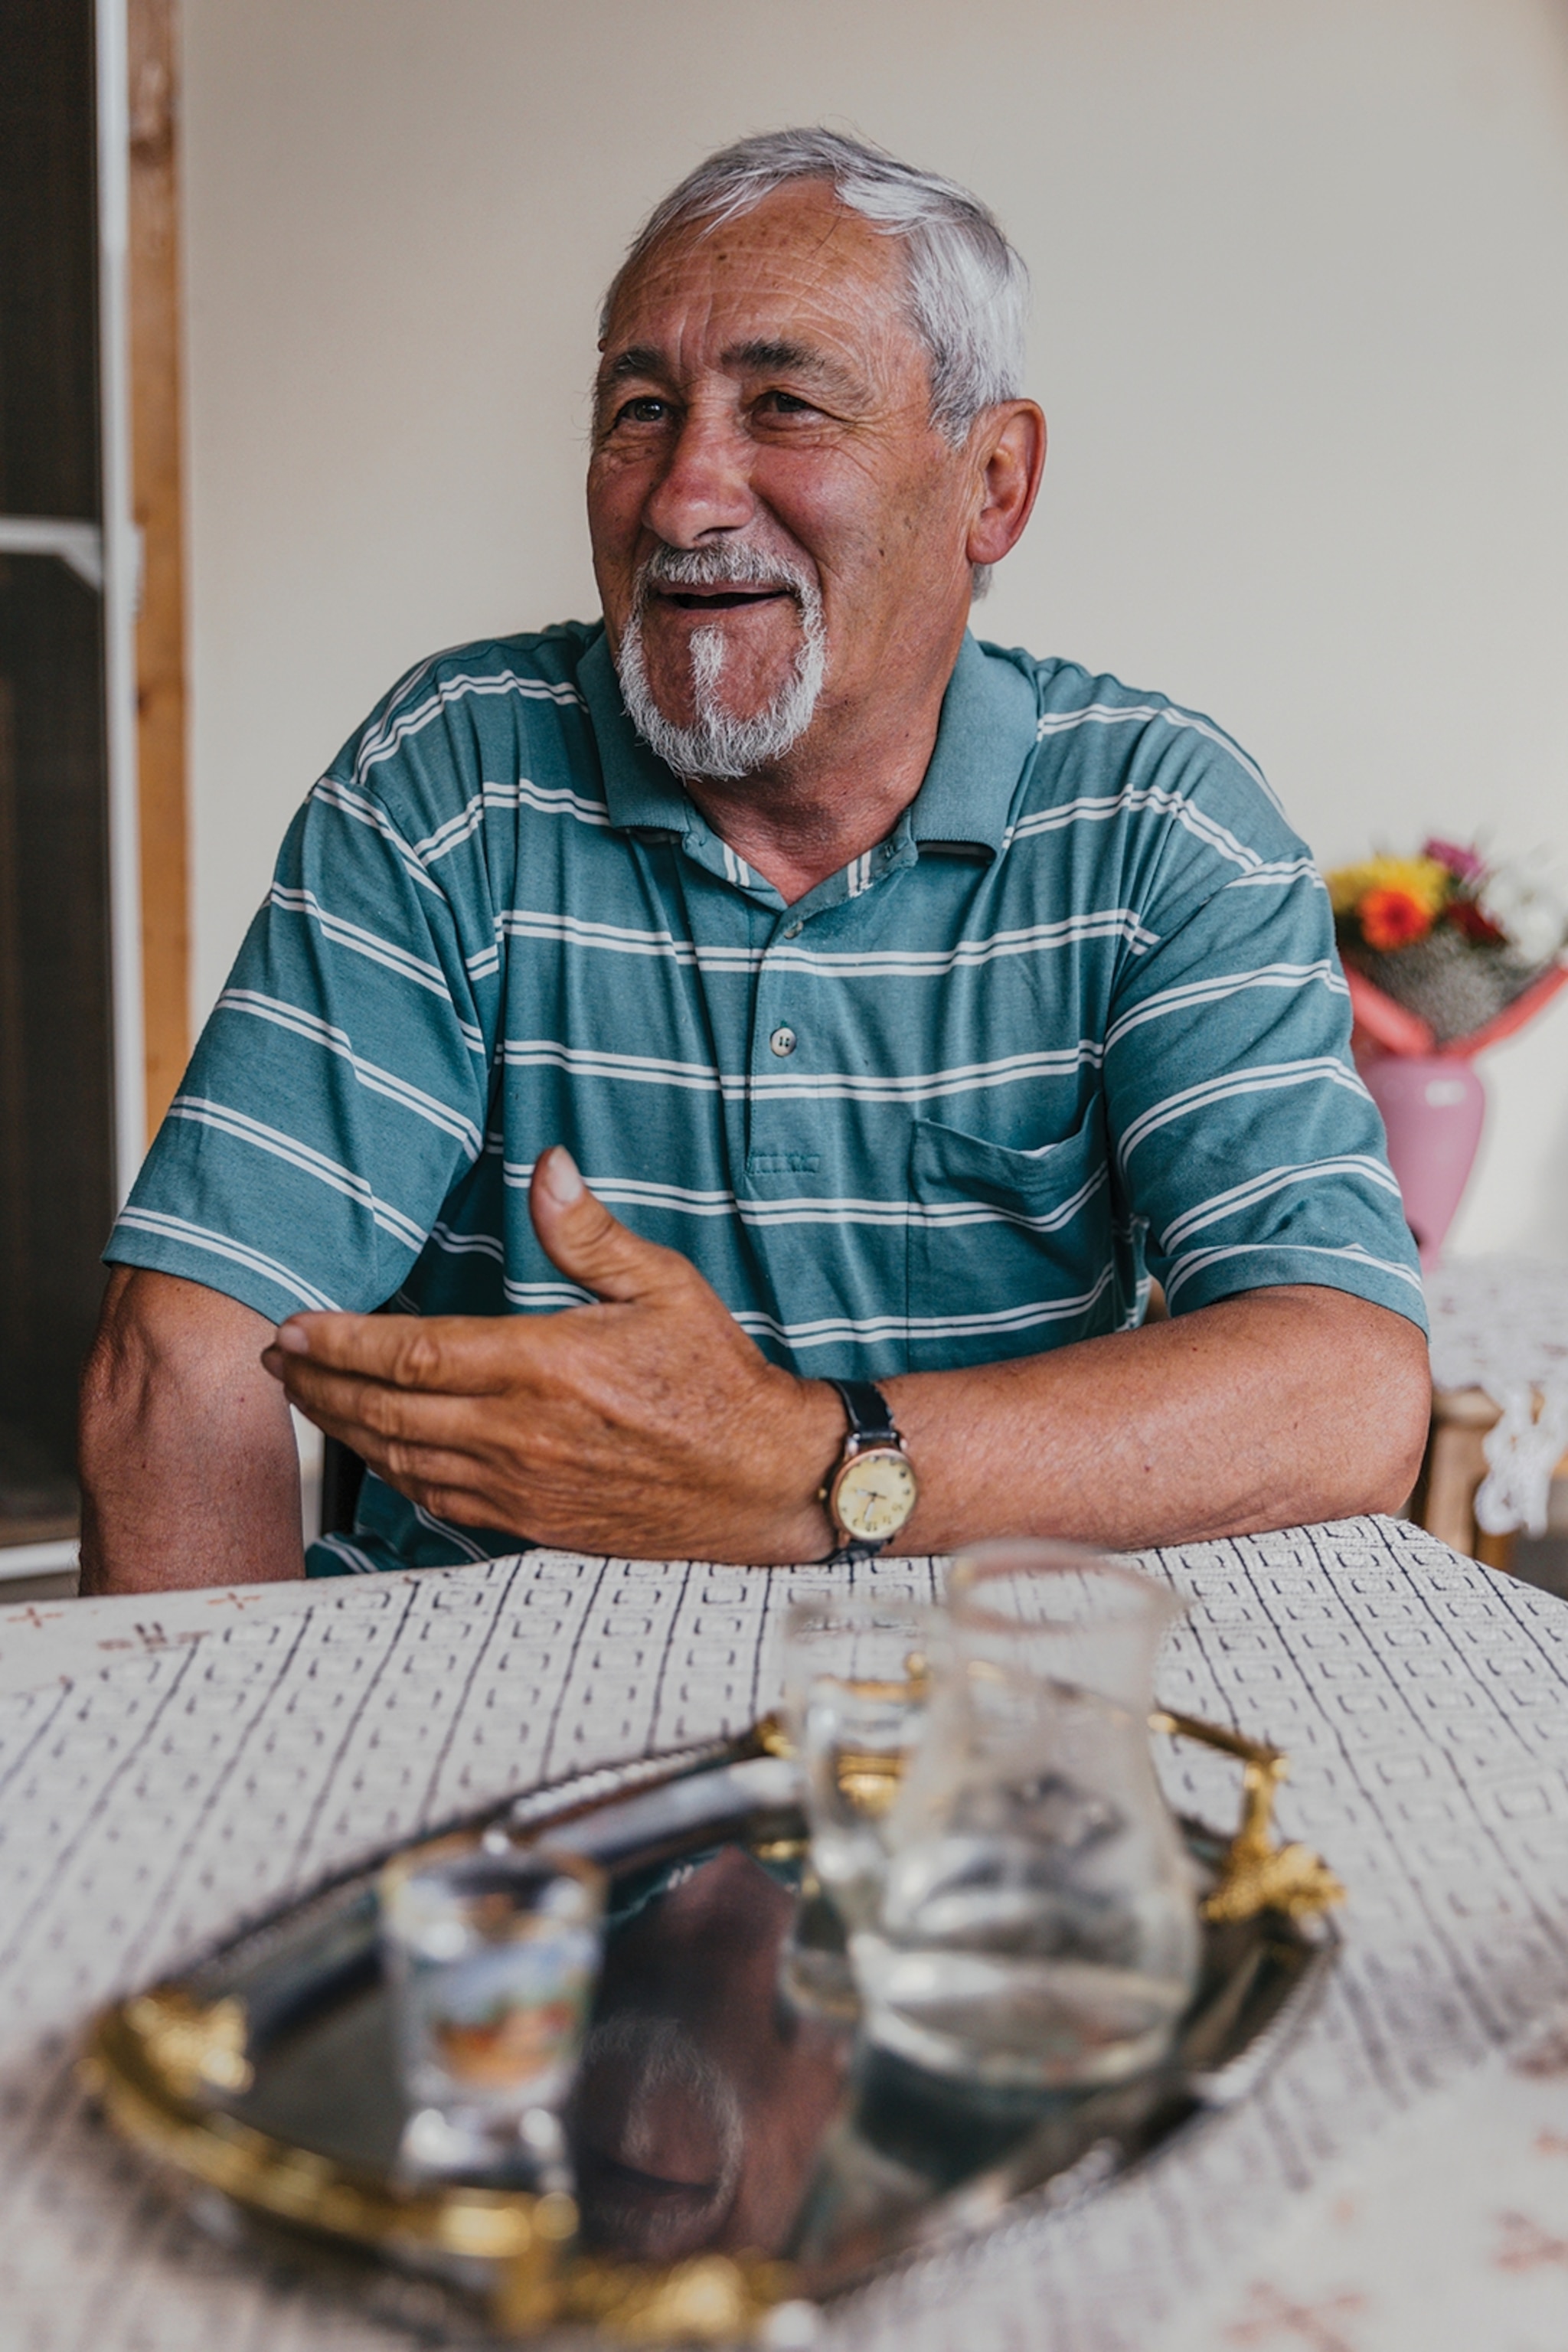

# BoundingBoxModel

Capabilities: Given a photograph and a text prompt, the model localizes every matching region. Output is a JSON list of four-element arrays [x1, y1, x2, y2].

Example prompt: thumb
[[528, 1146, 670, 1303]]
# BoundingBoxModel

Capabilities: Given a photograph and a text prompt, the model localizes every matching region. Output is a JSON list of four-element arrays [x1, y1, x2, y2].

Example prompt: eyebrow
[[724, 338, 838, 381], [601, 345, 667, 384], [597, 338, 855, 394]]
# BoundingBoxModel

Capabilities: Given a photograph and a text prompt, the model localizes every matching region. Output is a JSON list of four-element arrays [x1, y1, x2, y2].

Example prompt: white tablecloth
[[2, 1519, 1566, 2350]]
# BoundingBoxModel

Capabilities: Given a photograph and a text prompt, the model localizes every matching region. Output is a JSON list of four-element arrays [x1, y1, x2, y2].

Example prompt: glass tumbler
[[779, 1591, 936, 2011], [381, 1835, 605, 2182], [856, 1540, 1201, 2090]]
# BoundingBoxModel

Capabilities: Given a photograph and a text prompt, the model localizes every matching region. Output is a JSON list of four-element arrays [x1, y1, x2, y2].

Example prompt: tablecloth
[[2, 1517, 1566, 2350]]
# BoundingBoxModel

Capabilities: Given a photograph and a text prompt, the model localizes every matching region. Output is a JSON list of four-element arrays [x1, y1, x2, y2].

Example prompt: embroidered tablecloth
[[2, 1519, 1566, 2350], [1426, 1255, 1568, 1537]]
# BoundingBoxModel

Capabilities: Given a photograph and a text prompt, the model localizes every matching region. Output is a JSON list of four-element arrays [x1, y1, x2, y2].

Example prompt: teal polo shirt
[[106, 623, 1425, 1575]]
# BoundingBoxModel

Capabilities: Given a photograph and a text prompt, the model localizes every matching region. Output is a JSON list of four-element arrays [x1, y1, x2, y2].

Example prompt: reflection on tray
[[85, 1724, 1341, 2342], [571, 1846, 849, 2262]]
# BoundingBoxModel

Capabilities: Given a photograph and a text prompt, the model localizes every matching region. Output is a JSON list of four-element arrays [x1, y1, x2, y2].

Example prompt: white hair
[[600, 126, 1031, 450]]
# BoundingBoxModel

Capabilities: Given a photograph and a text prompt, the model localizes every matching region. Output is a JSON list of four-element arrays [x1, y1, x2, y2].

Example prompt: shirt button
[[769, 1025, 798, 1057], [782, 920, 803, 939]]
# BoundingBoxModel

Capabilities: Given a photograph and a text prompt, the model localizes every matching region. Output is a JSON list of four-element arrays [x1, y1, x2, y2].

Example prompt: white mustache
[[632, 541, 814, 614]]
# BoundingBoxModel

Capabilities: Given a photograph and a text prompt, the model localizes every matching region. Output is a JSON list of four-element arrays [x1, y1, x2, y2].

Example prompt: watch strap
[[823, 1380, 906, 1564], [828, 1379, 899, 1449]]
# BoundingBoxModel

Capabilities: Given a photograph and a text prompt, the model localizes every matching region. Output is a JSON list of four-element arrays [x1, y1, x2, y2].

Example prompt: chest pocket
[[905, 1105, 1122, 1372]]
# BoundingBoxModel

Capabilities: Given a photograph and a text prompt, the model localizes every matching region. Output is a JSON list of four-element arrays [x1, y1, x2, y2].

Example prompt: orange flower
[[1358, 887, 1432, 951]]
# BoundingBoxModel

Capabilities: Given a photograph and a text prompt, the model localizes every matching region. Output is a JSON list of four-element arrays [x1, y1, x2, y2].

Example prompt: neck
[[679, 620, 966, 905]]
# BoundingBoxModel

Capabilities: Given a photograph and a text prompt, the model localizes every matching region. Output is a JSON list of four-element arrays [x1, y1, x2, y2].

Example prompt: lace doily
[[1425, 1255, 1568, 1535]]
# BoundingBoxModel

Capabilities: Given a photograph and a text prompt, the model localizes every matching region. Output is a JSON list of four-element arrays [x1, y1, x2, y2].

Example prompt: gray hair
[[599, 126, 1031, 447]]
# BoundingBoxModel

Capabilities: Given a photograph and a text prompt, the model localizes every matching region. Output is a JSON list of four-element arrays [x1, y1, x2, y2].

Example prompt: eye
[[611, 395, 672, 429], [758, 390, 815, 417]]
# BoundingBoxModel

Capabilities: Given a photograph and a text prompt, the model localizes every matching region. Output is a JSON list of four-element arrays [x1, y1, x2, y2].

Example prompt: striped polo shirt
[[107, 623, 1425, 1575]]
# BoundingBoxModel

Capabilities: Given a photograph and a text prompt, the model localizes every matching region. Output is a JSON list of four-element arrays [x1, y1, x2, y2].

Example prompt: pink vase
[[1361, 1054, 1486, 1269]]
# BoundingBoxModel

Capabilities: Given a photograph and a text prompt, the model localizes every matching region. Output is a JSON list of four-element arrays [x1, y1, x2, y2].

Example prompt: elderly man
[[80, 129, 1429, 1592]]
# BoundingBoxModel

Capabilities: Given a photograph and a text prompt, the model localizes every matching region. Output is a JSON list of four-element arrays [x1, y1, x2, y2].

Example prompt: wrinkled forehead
[[598, 182, 926, 387]]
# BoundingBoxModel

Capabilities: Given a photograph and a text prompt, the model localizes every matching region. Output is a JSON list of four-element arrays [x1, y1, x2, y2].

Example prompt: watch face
[[833, 1448, 918, 1543]]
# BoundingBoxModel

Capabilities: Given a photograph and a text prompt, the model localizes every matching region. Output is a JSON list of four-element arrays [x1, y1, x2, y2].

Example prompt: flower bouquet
[[1325, 841, 1567, 1264], [1328, 841, 1567, 1055]]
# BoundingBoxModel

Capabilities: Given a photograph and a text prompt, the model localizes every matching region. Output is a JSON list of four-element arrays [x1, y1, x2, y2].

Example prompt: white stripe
[[419, 779, 610, 861], [1103, 962, 1347, 1054], [496, 1161, 1108, 1233], [168, 1096, 426, 1250], [312, 1533, 382, 1573], [482, 907, 1155, 976], [495, 1037, 1103, 1103], [502, 1278, 596, 1308], [1225, 859, 1326, 890], [488, 911, 711, 968], [415, 779, 611, 863], [269, 886, 453, 1000], [1008, 782, 1268, 876], [1161, 1240, 1425, 1308], [428, 1220, 505, 1262], [412, 1501, 492, 1562], [740, 1046, 1106, 1104], [309, 779, 447, 895], [354, 668, 583, 785], [217, 991, 482, 1157], [735, 1266, 1116, 1350], [1157, 1156, 1403, 1252], [112, 1208, 340, 1312], [498, 1040, 722, 1093], [1031, 701, 1281, 810], [1116, 1058, 1367, 1169]]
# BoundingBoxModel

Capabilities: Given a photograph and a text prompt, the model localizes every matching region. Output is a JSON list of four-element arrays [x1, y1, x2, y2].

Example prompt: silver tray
[[84, 1711, 1341, 2344]]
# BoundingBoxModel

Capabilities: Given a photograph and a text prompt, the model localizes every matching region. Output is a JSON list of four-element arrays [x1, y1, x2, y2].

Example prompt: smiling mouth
[[657, 587, 792, 612]]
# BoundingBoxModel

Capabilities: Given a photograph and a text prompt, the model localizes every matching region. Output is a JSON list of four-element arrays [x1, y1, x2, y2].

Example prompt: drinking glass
[[779, 1592, 936, 2009], [854, 1540, 1200, 2090], [381, 1835, 605, 2181]]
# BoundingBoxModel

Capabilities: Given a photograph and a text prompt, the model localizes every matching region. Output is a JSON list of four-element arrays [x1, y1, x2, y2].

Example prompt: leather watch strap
[[828, 1379, 898, 1446], [822, 1379, 908, 1564]]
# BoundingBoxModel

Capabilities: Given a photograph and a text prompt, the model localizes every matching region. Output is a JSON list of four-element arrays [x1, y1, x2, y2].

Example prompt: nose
[[643, 403, 756, 548]]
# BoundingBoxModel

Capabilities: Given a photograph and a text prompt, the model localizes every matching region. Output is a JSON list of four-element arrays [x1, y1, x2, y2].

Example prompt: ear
[[965, 401, 1047, 572]]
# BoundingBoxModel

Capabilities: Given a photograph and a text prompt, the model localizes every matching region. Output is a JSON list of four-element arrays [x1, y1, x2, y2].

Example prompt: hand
[[260, 1146, 843, 1563]]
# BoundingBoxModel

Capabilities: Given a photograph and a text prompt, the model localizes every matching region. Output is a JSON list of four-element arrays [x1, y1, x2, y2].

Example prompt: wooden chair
[[1409, 1387, 1568, 1571]]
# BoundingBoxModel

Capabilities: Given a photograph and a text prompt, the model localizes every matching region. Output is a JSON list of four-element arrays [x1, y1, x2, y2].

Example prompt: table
[[2, 1520, 1566, 2351]]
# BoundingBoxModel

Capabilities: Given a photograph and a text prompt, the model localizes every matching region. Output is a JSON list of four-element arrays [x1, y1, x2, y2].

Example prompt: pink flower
[[1423, 837, 1486, 885]]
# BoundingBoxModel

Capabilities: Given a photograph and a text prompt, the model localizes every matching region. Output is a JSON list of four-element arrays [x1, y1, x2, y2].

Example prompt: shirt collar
[[580, 629, 689, 835], [580, 624, 1037, 856]]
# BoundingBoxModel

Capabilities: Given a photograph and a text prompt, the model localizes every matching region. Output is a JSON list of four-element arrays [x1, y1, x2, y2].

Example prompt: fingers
[[269, 1364, 514, 1526], [264, 1312, 519, 1394], [261, 1354, 493, 1452], [528, 1146, 681, 1303]]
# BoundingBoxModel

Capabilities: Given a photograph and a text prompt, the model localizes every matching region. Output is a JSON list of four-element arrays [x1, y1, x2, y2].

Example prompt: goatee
[[615, 544, 826, 782]]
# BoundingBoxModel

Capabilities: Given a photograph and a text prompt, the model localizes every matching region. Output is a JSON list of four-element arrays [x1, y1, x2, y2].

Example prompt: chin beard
[[614, 546, 827, 782]]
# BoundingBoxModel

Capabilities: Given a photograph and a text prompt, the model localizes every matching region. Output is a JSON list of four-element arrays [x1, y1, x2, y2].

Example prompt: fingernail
[[542, 1146, 585, 1205], [274, 1320, 311, 1353]]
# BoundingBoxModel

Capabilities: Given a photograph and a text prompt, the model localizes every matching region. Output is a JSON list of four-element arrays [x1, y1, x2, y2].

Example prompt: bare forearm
[[884, 1287, 1431, 1555], [79, 1269, 306, 1594]]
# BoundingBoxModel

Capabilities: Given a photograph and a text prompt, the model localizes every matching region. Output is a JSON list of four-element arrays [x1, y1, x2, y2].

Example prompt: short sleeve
[[1101, 759, 1428, 1331], [106, 757, 493, 1323]]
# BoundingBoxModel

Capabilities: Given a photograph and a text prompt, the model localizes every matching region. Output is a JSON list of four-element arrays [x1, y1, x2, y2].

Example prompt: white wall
[[180, 0, 1568, 1258]]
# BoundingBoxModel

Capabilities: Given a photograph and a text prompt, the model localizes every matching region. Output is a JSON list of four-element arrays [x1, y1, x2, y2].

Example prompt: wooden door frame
[[126, 0, 188, 1139]]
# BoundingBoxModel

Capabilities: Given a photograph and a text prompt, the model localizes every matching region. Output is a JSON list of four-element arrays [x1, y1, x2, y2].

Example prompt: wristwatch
[[819, 1380, 919, 1561]]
